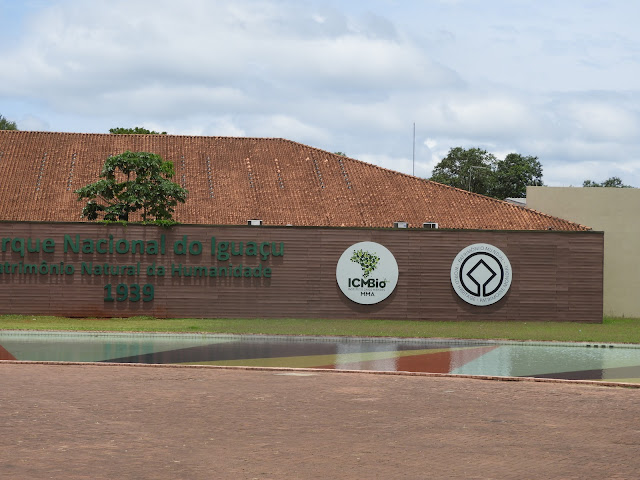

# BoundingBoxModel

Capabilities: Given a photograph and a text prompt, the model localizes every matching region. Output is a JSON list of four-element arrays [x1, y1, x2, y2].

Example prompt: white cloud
[[17, 114, 50, 131], [564, 101, 640, 141], [544, 159, 639, 187], [1, 0, 640, 188], [0, 0, 457, 98], [357, 153, 429, 178], [251, 114, 330, 143], [432, 95, 538, 137], [159, 116, 246, 137]]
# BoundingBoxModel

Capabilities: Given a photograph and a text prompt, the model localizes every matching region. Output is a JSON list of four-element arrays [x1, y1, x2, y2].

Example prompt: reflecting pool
[[1, 331, 640, 383]]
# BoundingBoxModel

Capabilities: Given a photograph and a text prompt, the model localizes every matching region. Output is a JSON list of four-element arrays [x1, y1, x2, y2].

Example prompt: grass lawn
[[1, 315, 639, 344]]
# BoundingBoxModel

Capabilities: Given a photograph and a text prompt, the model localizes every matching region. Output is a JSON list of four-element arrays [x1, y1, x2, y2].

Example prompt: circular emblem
[[451, 243, 512, 306], [336, 241, 399, 305]]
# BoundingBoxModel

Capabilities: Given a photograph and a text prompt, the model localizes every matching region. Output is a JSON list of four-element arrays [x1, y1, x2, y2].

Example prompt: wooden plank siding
[[0, 222, 603, 322]]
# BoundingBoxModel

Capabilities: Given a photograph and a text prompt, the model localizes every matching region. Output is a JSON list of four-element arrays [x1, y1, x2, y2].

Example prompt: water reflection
[[1, 331, 640, 383]]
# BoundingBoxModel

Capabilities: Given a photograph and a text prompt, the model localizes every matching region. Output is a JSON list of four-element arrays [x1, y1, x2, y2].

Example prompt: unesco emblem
[[451, 243, 512, 306]]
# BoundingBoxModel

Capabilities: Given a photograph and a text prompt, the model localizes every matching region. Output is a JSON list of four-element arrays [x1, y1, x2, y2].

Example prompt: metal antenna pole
[[412, 123, 415, 176]]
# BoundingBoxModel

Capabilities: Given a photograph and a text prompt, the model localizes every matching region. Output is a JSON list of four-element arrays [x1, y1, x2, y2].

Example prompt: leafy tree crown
[[109, 127, 167, 135], [430, 147, 543, 199], [0, 114, 18, 131], [583, 177, 633, 188], [430, 147, 497, 195], [492, 153, 543, 199], [75, 151, 187, 223]]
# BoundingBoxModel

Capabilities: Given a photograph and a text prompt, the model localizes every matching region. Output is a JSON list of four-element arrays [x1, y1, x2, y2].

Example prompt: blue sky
[[1, 0, 639, 187]]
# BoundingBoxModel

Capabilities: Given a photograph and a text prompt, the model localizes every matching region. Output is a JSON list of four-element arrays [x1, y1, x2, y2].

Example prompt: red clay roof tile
[[0, 131, 588, 231]]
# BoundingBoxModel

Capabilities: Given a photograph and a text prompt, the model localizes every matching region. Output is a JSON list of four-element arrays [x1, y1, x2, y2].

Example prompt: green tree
[[430, 147, 497, 195], [0, 114, 18, 130], [75, 151, 187, 222], [109, 127, 167, 135], [583, 177, 632, 188], [492, 153, 543, 199], [431, 147, 545, 198], [334, 151, 348, 157]]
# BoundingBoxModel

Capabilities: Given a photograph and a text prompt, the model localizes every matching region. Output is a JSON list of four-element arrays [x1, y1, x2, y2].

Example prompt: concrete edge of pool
[[1, 329, 639, 349], [2, 359, 640, 389]]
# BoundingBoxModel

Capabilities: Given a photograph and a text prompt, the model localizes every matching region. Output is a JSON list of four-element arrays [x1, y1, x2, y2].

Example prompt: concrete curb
[[3, 360, 639, 389]]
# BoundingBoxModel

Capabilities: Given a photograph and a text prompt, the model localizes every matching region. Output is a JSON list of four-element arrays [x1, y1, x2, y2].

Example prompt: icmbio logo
[[336, 242, 398, 305], [350, 249, 380, 278]]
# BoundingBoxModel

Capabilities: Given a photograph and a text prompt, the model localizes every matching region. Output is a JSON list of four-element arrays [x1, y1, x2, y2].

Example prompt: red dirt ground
[[1, 363, 639, 479]]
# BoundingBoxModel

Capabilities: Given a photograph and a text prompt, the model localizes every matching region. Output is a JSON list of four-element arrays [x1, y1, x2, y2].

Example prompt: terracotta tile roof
[[0, 131, 588, 230]]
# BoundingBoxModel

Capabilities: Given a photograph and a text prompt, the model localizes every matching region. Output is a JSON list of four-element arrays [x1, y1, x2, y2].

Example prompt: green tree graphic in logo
[[350, 249, 380, 278]]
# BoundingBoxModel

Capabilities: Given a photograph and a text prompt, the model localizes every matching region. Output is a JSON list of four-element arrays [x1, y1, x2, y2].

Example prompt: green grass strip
[[0, 315, 639, 344]]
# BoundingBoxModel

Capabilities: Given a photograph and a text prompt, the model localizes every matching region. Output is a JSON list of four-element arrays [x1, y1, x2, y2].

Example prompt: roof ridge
[[279, 138, 587, 230], [418, 178, 589, 230], [0, 130, 290, 141], [0, 131, 591, 231], [278, 137, 430, 181], [518, 204, 592, 230]]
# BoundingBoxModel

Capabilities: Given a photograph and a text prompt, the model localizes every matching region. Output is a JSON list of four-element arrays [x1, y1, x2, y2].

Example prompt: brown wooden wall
[[0, 222, 604, 322]]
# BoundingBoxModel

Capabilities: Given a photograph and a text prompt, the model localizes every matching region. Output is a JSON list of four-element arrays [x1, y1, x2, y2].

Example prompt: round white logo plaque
[[451, 243, 512, 306], [336, 241, 399, 305]]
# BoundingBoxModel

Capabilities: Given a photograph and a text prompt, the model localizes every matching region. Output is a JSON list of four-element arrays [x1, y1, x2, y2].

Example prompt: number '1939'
[[104, 284, 154, 302]]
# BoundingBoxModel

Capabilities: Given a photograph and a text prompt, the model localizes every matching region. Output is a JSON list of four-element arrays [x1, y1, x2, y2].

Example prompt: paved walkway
[[1, 363, 639, 479]]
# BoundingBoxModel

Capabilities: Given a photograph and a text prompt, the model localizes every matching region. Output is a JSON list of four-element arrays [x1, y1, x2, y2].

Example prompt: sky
[[1, 0, 639, 187]]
